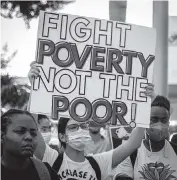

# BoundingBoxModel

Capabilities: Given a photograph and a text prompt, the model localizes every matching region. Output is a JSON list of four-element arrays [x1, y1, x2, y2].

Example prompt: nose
[[24, 131, 33, 141]]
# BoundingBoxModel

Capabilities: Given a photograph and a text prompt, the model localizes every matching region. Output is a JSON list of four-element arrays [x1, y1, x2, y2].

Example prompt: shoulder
[[44, 163, 60, 180], [92, 149, 113, 158], [42, 144, 59, 166], [91, 150, 113, 167]]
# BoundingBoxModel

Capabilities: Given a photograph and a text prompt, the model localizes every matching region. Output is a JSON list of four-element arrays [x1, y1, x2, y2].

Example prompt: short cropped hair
[[37, 114, 50, 124], [57, 117, 70, 148], [151, 95, 170, 112]]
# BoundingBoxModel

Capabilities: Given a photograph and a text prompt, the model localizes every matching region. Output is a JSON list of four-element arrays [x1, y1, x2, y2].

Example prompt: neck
[[2, 151, 30, 170], [144, 138, 165, 152], [65, 145, 85, 162]]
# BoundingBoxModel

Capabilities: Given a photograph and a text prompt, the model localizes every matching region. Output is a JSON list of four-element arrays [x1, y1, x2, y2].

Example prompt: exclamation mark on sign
[[130, 103, 137, 128]]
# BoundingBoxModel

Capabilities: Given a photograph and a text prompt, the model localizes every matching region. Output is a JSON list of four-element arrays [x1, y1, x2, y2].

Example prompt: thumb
[[30, 61, 37, 67]]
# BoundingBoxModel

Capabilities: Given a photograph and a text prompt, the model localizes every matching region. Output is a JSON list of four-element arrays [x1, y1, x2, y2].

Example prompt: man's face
[[62, 119, 89, 142], [150, 106, 169, 125], [147, 106, 170, 142], [62, 119, 90, 151], [3, 114, 38, 158], [38, 118, 51, 133]]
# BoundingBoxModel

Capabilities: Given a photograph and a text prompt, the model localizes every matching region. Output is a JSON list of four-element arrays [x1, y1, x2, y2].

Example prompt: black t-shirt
[[1, 159, 59, 180]]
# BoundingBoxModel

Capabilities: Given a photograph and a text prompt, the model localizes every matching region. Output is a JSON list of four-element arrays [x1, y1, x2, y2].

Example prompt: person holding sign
[[28, 64, 155, 180], [114, 96, 177, 180]]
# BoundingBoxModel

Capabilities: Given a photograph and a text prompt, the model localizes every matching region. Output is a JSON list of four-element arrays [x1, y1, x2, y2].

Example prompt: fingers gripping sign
[[144, 83, 156, 102], [28, 11, 156, 128], [28, 61, 40, 84]]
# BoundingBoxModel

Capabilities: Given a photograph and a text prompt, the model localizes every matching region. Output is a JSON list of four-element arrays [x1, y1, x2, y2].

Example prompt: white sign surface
[[29, 11, 156, 128]]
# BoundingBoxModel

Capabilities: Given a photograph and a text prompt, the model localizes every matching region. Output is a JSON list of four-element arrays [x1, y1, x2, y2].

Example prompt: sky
[[1, 0, 177, 83]]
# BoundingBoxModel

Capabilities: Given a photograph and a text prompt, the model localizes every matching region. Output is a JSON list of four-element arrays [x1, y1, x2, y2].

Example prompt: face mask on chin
[[146, 122, 169, 143], [41, 132, 52, 144], [66, 129, 92, 151]]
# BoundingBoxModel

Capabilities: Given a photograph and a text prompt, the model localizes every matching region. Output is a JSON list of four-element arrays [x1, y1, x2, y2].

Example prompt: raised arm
[[112, 83, 156, 168], [112, 127, 144, 168]]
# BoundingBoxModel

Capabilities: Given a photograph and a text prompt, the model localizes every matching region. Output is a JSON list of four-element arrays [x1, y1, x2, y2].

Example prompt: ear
[[58, 133, 67, 143]]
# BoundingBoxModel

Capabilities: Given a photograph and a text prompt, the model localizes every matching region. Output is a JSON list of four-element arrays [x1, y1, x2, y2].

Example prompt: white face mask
[[66, 128, 91, 151], [41, 132, 52, 144], [146, 122, 169, 142]]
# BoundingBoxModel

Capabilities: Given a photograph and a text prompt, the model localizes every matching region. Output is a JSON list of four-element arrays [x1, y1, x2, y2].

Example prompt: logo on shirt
[[58, 169, 97, 180], [139, 162, 177, 180]]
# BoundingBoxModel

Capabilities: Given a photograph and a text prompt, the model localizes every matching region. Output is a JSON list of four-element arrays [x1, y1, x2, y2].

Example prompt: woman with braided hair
[[1, 109, 60, 180]]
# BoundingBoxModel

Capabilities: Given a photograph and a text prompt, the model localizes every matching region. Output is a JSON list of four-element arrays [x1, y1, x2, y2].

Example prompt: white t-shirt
[[43, 146, 113, 180], [114, 140, 177, 180], [111, 157, 133, 179], [84, 136, 111, 155]]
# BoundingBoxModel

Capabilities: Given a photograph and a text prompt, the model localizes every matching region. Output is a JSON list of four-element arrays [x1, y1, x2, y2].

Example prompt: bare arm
[[111, 83, 156, 168], [112, 127, 144, 169]]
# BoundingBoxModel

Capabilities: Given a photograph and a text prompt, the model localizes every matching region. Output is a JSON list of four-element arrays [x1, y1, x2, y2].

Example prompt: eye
[[161, 117, 168, 124], [14, 129, 26, 135], [67, 124, 78, 131], [151, 117, 160, 124]]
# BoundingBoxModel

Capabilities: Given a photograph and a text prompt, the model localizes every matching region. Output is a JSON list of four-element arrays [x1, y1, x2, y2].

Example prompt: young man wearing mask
[[38, 114, 53, 144], [29, 63, 155, 180], [114, 96, 177, 180], [35, 116, 145, 180], [84, 120, 111, 155]]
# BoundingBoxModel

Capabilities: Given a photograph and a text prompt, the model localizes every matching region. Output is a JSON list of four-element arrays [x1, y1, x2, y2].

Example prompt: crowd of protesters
[[1, 63, 177, 180]]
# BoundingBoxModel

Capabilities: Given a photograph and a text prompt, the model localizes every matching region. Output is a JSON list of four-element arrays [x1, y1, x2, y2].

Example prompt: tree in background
[[1, 44, 30, 112], [0, 0, 74, 28], [1, 43, 17, 69]]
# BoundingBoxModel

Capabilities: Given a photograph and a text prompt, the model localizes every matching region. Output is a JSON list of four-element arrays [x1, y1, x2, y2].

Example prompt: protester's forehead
[[39, 118, 51, 126], [8, 114, 37, 129], [151, 106, 169, 117]]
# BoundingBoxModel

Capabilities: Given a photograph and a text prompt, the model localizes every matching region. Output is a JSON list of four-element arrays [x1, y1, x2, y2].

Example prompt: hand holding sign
[[29, 11, 156, 128], [144, 83, 156, 102], [28, 62, 40, 84]]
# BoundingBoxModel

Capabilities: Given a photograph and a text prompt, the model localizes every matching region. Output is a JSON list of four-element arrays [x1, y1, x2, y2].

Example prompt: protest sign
[[109, 126, 132, 149], [29, 11, 156, 127]]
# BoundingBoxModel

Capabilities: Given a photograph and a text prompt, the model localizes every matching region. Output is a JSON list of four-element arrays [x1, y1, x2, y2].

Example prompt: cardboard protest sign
[[29, 11, 156, 127], [109, 126, 132, 149]]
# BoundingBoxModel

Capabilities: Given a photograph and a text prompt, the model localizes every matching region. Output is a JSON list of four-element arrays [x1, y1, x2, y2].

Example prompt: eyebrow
[[14, 126, 37, 131]]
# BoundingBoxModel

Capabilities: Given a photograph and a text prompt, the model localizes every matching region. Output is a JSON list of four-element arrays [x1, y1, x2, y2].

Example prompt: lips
[[21, 145, 34, 151]]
